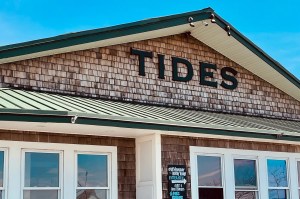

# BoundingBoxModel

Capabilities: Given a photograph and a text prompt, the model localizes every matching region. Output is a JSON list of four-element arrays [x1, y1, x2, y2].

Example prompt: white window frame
[[232, 156, 259, 199], [21, 149, 63, 199], [0, 140, 117, 199], [75, 151, 111, 198], [266, 157, 290, 199], [196, 153, 225, 197], [190, 146, 300, 199], [0, 148, 8, 199]]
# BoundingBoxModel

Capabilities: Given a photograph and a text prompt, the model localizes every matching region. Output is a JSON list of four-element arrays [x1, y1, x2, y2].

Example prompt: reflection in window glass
[[25, 152, 59, 187], [77, 154, 108, 187], [197, 155, 223, 199], [77, 154, 109, 199], [267, 159, 289, 199], [267, 159, 288, 187], [268, 189, 288, 199], [234, 159, 258, 199], [76, 189, 107, 199], [235, 191, 256, 199], [197, 156, 222, 186], [23, 190, 58, 199], [234, 159, 257, 187]]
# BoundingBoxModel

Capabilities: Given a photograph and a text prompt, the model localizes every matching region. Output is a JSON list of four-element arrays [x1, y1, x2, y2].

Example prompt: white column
[[136, 133, 162, 199]]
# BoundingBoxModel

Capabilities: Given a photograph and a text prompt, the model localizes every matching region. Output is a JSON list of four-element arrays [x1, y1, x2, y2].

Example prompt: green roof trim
[[0, 89, 299, 141], [0, 111, 300, 142], [0, 7, 299, 89]]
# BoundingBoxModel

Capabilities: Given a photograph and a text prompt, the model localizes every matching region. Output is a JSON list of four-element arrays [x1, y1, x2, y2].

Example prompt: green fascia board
[[0, 7, 299, 89], [0, 111, 299, 142]]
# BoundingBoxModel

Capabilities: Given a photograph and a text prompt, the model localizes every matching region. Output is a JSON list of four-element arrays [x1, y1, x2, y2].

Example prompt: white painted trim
[[136, 133, 162, 199], [0, 140, 117, 199], [190, 146, 300, 199]]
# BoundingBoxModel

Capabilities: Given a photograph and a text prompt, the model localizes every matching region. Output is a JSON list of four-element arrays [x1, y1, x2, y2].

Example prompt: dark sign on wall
[[168, 165, 187, 199], [131, 48, 238, 90]]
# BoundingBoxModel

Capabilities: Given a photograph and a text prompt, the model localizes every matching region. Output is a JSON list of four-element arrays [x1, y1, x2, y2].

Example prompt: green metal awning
[[0, 88, 299, 140]]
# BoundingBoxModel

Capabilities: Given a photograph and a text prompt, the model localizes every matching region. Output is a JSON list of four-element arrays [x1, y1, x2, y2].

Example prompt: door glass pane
[[23, 190, 58, 199], [268, 189, 288, 199], [267, 159, 288, 187], [197, 156, 222, 186], [76, 189, 107, 199], [198, 188, 223, 199], [235, 191, 256, 199], [25, 152, 59, 187], [234, 159, 257, 187], [77, 154, 108, 187], [0, 152, 4, 187]]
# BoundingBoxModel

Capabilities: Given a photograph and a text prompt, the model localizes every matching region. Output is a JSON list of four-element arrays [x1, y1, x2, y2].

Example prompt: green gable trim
[[0, 111, 299, 142]]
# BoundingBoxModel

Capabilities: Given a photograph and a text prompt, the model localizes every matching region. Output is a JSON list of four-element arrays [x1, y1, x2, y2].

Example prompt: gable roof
[[0, 7, 299, 101]]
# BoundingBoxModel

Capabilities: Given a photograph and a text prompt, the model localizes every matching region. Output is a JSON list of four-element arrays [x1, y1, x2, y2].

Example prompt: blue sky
[[0, 0, 299, 79]]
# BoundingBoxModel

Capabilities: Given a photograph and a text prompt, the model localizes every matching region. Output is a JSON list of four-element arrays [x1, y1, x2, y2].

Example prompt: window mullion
[[289, 157, 298, 199], [258, 156, 268, 199], [224, 153, 235, 199], [64, 148, 75, 199]]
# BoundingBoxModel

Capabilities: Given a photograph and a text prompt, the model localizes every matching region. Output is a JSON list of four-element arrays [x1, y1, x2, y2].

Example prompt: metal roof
[[0, 88, 299, 138]]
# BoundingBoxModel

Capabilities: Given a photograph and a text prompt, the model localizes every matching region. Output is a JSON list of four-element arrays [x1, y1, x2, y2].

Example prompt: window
[[197, 155, 224, 199], [0, 141, 117, 199], [267, 159, 289, 199], [0, 151, 6, 199], [22, 151, 61, 199], [190, 147, 300, 199], [234, 159, 258, 199], [76, 153, 109, 199]]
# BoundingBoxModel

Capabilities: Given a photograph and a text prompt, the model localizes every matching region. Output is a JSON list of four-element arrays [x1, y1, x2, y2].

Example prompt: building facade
[[0, 7, 299, 199]]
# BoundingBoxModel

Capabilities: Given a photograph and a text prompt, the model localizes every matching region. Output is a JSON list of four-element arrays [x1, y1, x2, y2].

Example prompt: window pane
[[234, 159, 257, 187], [78, 154, 108, 187], [267, 159, 288, 187], [0, 152, 4, 187], [197, 156, 222, 186], [268, 189, 288, 199], [0, 190, 2, 199], [76, 189, 107, 199], [235, 191, 256, 199], [23, 190, 58, 199], [198, 188, 223, 199], [25, 152, 59, 187]]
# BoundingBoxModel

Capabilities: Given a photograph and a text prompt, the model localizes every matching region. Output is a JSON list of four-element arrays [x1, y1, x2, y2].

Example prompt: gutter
[[0, 110, 299, 142]]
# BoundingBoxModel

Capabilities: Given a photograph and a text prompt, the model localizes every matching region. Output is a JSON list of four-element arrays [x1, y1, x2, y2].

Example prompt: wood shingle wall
[[0, 34, 299, 120]]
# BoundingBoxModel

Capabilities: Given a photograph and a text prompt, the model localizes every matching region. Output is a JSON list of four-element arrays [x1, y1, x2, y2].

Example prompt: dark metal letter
[[158, 54, 165, 79], [130, 48, 153, 76], [200, 62, 218, 88], [221, 67, 238, 90], [172, 57, 193, 82]]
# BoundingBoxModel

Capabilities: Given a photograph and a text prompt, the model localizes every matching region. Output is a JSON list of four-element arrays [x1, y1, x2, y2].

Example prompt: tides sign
[[131, 48, 238, 90]]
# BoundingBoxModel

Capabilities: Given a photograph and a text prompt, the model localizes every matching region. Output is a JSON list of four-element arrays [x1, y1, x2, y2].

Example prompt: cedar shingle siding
[[0, 34, 299, 120]]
